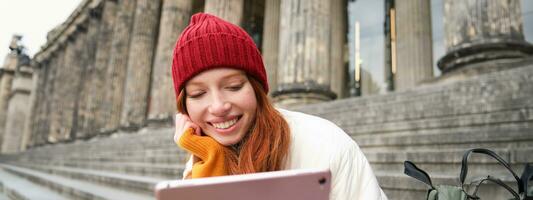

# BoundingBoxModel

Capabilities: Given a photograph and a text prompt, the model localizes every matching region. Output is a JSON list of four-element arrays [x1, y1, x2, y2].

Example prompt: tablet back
[[155, 168, 331, 200]]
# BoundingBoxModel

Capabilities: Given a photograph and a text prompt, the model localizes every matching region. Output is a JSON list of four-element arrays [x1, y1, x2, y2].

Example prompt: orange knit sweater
[[177, 128, 228, 178]]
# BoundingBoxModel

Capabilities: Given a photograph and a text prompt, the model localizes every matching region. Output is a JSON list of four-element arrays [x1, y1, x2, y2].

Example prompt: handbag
[[404, 148, 532, 200]]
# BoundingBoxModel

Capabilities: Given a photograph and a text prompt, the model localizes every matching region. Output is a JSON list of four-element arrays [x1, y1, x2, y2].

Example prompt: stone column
[[204, 0, 244, 25], [330, 0, 347, 98], [394, 0, 433, 90], [82, 0, 117, 138], [31, 60, 49, 147], [1, 64, 33, 153], [21, 61, 43, 150], [104, 0, 137, 132], [74, 12, 101, 140], [40, 48, 64, 145], [438, 0, 533, 72], [1, 35, 25, 150], [71, 29, 88, 141], [120, 0, 162, 130], [149, 0, 193, 123], [49, 42, 72, 143], [262, 0, 280, 96], [273, 0, 337, 106], [49, 21, 88, 142], [0, 58, 16, 150], [37, 48, 62, 145]]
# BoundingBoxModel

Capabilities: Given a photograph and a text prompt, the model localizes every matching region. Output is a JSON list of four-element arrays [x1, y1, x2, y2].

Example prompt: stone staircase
[[0, 60, 532, 199], [0, 127, 185, 200], [294, 59, 533, 199]]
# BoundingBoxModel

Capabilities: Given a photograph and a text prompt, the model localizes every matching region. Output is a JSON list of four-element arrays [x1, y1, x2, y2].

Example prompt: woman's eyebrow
[[222, 76, 246, 84], [187, 71, 245, 86], [185, 81, 205, 87]]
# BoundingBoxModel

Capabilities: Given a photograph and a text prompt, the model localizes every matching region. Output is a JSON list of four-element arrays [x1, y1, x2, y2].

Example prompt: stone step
[[26, 128, 175, 153], [331, 97, 533, 128], [73, 146, 183, 157], [365, 148, 533, 164], [12, 160, 184, 179], [17, 139, 184, 163], [76, 137, 176, 151], [320, 86, 533, 125], [345, 107, 533, 136], [15, 151, 189, 170], [366, 148, 533, 181], [373, 162, 525, 183], [69, 153, 188, 164], [20, 147, 189, 160], [314, 81, 533, 119], [23, 146, 183, 158], [26, 135, 176, 156], [294, 66, 533, 130], [21, 153, 189, 167], [296, 63, 533, 119], [0, 168, 68, 200], [355, 121, 533, 150], [13, 163, 165, 196], [0, 164, 153, 200]]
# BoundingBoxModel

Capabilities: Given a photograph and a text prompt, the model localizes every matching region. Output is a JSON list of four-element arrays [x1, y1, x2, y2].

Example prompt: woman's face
[[184, 68, 258, 146]]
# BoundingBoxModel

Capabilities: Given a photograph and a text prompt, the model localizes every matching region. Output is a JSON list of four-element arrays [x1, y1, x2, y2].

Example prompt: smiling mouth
[[209, 116, 241, 129]]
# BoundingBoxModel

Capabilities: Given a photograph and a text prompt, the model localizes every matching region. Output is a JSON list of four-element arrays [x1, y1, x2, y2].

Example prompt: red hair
[[176, 76, 291, 174]]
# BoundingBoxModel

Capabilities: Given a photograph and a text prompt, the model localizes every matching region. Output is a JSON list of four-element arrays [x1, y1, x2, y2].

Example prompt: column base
[[272, 82, 336, 107], [119, 121, 145, 132], [147, 114, 174, 127], [438, 39, 533, 73]]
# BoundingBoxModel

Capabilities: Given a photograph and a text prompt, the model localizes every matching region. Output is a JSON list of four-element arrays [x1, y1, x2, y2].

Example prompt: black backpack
[[404, 148, 533, 200]]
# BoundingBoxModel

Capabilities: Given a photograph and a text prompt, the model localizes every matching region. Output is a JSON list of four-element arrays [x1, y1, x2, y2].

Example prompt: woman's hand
[[175, 113, 228, 178], [174, 113, 202, 144]]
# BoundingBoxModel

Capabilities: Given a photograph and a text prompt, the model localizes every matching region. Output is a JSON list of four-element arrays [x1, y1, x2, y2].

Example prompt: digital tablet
[[154, 168, 331, 200]]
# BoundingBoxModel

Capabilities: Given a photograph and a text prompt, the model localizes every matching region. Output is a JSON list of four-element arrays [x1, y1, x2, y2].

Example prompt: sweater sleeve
[[177, 128, 228, 178], [329, 143, 388, 200]]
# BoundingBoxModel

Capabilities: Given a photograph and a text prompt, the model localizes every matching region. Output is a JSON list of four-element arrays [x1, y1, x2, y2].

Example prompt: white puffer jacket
[[279, 108, 388, 200], [182, 108, 388, 200]]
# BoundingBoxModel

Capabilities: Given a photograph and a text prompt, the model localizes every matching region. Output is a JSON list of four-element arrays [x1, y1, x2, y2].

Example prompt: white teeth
[[212, 118, 238, 129]]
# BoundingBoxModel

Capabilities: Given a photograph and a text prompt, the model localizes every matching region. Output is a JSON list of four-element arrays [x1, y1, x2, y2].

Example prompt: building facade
[[0, 0, 533, 199], [0, 0, 531, 152]]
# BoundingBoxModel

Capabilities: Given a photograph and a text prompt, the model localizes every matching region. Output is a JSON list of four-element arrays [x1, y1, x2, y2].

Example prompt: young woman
[[172, 13, 388, 200]]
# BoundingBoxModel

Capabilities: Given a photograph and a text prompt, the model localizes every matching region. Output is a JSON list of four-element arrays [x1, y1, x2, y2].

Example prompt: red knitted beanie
[[171, 13, 268, 100]]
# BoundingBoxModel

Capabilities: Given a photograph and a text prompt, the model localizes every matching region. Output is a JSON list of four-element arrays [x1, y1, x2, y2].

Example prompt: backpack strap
[[470, 176, 520, 200], [460, 148, 523, 194], [404, 161, 434, 189], [521, 163, 533, 200]]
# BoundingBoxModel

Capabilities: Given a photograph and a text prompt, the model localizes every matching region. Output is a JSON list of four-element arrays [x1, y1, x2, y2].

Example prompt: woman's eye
[[226, 84, 244, 91], [187, 92, 205, 98]]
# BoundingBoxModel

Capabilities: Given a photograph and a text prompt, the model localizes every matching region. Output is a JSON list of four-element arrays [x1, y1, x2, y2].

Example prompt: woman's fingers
[[190, 123, 201, 136], [174, 113, 201, 143]]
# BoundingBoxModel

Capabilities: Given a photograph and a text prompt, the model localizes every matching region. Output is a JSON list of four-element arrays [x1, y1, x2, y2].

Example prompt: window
[[347, 0, 391, 96]]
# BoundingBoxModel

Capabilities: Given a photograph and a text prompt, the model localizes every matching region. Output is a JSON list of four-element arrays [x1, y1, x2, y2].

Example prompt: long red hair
[[176, 75, 291, 174]]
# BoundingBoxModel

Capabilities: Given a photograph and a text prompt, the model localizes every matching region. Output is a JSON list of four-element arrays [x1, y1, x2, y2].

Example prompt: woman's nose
[[208, 95, 231, 116]]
